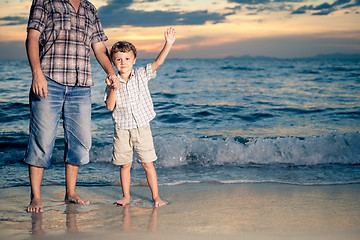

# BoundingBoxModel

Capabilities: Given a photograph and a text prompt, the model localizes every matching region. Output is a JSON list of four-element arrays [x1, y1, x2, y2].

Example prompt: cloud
[[341, 0, 360, 8], [291, 0, 358, 15], [228, 0, 359, 15], [139, 0, 161, 2], [228, 0, 304, 4], [0, 16, 28, 26], [228, 0, 305, 16], [228, 0, 271, 4], [97, 0, 229, 28]]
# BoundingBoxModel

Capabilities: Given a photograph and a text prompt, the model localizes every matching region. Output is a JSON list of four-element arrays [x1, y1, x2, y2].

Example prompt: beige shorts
[[112, 123, 157, 165]]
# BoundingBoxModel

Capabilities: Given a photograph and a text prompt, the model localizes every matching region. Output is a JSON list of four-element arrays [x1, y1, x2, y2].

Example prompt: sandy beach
[[0, 183, 359, 240]]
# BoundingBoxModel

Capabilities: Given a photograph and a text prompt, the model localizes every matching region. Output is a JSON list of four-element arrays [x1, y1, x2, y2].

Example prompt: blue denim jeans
[[24, 77, 91, 167]]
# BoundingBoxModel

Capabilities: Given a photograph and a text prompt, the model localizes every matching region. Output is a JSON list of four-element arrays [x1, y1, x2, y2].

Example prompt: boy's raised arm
[[151, 27, 176, 72]]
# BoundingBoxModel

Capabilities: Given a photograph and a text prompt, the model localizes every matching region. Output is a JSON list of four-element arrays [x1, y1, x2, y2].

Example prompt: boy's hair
[[110, 41, 137, 59]]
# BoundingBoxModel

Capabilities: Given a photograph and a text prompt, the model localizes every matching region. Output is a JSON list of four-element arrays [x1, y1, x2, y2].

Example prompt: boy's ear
[[133, 58, 137, 64]]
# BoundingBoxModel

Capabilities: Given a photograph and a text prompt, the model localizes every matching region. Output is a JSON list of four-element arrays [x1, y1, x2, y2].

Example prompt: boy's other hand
[[165, 27, 176, 45]]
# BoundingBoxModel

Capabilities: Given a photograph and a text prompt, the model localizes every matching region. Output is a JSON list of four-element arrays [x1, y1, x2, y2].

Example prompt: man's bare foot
[[65, 192, 90, 206], [27, 198, 44, 213], [116, 196, 131, 206], [153, 197, 166, 207]]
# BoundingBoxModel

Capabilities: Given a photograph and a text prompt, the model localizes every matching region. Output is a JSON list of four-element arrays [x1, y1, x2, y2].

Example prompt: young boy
[[104, 27, 176, 207]]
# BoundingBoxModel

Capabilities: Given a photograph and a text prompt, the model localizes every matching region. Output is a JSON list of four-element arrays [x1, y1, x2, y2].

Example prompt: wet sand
[[0, 183, 359, 240]]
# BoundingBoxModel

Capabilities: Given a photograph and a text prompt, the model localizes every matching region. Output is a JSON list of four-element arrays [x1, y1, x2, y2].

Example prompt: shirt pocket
[[52, 11, 71, 31], [38, 4, 70, 53], [50, 1, 71, 31]]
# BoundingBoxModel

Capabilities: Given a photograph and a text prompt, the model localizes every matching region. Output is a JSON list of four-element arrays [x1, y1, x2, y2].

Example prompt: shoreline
[[1, 183, 359, 240]]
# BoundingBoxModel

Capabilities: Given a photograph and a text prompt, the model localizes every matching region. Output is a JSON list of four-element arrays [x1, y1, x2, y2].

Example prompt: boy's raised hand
[[151, 27, 176, 72], [165, 27, 176, 45]]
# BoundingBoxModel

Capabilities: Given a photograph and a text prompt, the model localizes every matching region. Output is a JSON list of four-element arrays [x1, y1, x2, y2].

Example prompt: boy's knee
[[121, 162, 132, 169], [141, 161, 154, 169]]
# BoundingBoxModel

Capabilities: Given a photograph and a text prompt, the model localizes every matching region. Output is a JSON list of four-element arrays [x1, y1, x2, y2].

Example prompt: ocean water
[[0, 57, 359, 188]]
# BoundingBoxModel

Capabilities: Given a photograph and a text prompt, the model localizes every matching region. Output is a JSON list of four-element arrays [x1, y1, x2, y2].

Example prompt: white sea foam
[[89, 132, 360, 167], [154, 132, 360, 167]]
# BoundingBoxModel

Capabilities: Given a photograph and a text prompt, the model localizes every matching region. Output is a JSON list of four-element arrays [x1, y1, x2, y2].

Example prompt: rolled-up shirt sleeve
[[139, 63, 156, 82], [27, 0, 47, 33], [91, 9, 108, 44]]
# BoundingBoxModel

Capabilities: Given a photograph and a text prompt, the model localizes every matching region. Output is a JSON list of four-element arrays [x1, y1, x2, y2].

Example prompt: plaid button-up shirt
[[104, 64, 157, 129], [27, 0, 108, 86]]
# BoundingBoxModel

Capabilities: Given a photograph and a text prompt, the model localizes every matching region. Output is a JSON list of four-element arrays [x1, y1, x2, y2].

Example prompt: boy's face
[[111, 51, 136, 76]]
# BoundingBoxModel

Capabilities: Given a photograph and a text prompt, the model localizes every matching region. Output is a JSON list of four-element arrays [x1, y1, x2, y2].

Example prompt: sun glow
[[0, 0, 359, 59]]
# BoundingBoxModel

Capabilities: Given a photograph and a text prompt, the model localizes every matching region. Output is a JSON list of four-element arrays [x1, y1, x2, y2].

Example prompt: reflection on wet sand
[[121, 205, 158, 232], [31, 212, 45, 237], [65, 204, 79, 233], [30, 204, 80, 237], [2, 184, 358, 240], [30, 203, 159, 237]]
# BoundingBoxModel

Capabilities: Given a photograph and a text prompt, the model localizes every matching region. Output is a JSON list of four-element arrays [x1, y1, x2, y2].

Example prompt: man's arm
[[26, 29, 47, 98], [92, 41, 117, 76], [151, 27, 176, 72], [92, 41, 119, 111], [92, 41, 120, 88]]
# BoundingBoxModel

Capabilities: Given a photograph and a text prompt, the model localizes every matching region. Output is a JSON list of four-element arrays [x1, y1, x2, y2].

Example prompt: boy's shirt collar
[[117, 69, 134, 83]]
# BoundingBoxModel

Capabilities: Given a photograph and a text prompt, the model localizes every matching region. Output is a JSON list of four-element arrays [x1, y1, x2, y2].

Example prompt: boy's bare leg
[[141, 162, 166, 207], [116, 162, 132, 206], [27, 165, 44, 213], [65, 163, 90, 205]]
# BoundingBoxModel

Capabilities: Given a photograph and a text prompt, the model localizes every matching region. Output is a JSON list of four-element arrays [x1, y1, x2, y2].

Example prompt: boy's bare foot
[[116, 196, 131, 206], [65, 192, 90, 205], [27, 197, 44, 213], [153, 197, 166, 207]]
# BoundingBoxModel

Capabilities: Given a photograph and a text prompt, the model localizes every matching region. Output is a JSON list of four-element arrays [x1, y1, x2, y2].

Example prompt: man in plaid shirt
[[24, 0, 117, 213]]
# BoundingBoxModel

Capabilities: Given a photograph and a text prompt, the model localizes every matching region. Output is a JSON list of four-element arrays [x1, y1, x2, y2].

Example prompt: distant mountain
[[224, 53, 360, 60], [309, 53, 360, 60], [224, 55, 278, 60]]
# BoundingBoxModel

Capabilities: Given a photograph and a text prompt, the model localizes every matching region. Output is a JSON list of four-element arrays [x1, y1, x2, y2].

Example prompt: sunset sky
[[0, 0, 359, 59]]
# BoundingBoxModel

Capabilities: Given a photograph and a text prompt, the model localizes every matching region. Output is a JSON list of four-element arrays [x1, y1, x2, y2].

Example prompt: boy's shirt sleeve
[[136, 63, 157, 82], [146, 63, 157, 80]]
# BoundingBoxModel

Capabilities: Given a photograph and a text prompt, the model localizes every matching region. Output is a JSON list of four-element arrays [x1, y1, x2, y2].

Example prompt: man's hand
[[105, 74, 120, 90], [32, 72, 48, 98]]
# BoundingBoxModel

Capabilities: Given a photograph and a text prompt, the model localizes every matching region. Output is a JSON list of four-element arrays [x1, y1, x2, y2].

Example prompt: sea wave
[[87, 132, 360, 167], [2, 132, 359, 167], [1, 135, 360, 188], [152, 132, 360, 167]]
